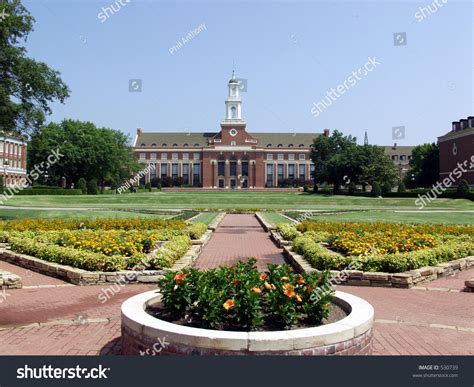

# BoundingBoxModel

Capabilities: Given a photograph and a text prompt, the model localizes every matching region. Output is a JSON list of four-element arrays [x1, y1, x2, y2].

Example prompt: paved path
[[193, 214, 285, 271]]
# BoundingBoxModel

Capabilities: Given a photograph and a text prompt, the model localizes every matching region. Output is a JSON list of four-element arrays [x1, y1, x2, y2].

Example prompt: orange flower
[[174, 273, 186, 282], [223, 299, 235, 310], [296, 294, 302, 302], [284, 289, 296, 298], [264, 282, 272, 290], [259, 273, 267, 281], [282, 283, 295, 292], [297, 276, 305, 284], [252, 286, 262, 294], [281, 276, 290, 281]]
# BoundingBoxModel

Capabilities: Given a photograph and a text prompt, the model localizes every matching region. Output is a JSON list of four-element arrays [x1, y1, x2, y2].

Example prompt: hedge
[[188, 222, 207, 240], [276, 223, 299, 241], [17, 189, 83, 195]]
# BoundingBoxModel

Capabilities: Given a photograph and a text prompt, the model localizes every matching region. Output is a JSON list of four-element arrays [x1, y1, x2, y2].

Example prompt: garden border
[[271, 230, 474, 289], [121, 290, 374, 356]]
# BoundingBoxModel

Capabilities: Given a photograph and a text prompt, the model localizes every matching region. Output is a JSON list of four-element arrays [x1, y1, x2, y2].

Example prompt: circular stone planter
[[121, 290, 374, 356]]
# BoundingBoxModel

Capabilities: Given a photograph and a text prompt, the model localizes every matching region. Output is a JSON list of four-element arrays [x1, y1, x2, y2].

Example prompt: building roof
[[438, 127, 474, 142], [135, 131, 321, 148], [383, 145, 415, 156]]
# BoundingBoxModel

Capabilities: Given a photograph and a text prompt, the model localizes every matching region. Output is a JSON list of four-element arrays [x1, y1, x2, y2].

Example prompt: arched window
[[183, 143, 189, 147], [151, 143, 157, 147], [299, 144, 305, 148], [194, 144, 200, 147], [277, 144, 283, 148], [162, 143, 167, 147], [141, 143, 146, 147], [288, 144, 294, 148], [231, 106, 237, 119], [266, 144, 272, 148], [173, 143, 178, 147]]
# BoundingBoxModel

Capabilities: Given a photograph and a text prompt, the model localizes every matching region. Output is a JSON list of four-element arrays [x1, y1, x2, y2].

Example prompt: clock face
[[229, 128, 238, 137]]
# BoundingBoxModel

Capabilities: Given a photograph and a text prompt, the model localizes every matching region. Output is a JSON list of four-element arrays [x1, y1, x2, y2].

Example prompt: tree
[[397, 179, 406, 193], [358, 146, 398, 189], [77, 178, 87, 194], [0, 0, 69, 135], [371, 182, 381, 197], [0, 175, 3, 193], [28, 119, 140, 187], [87, 179, 98, 195], [310, 130, 358, 194], [405, 143, 439, 188]]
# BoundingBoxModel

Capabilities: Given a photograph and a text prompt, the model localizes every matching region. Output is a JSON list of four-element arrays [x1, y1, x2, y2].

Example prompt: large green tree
[[28, 119, 140, 187], [0, 0, 69, 135], [310, 130, 359, 193], [358, 145, 398, 188], [405, 143, 439, 188]]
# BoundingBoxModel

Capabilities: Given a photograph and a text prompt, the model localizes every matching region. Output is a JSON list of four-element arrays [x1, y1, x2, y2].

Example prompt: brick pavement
[[193, 214, 285, 271]]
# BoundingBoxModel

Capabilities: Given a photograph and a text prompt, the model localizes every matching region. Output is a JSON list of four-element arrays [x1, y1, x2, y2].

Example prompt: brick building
[[438, 117, 474, 186], [0, 133, 27, 188], [133, 73, 323, 189]]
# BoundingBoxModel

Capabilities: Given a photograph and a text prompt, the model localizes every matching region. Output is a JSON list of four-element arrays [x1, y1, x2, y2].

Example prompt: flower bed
[[277, 222, 474, 274], [156, 259, 334, 330]]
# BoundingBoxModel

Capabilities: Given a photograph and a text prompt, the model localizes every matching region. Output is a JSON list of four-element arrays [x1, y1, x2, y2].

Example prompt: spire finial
[[364, 131, 369, 145]]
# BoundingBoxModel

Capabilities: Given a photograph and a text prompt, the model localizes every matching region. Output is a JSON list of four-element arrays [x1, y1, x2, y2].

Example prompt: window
[[150, 164, 157, 180], [241, 162, 249, 177], [288, 154, 295, 161], [266, 144, 272, 148], [310, 164, 315, 181], [400, 155, 406, 161], [288, 144, 294, 148], [162, 143, 167, 147], [299, 164, 306, 180], [161, 153, 168, 161], [288, 164, 295, 180], [193, 164, 201, 186], [267, 154, 273, 161], [161, 163, 168, 178], [194, 143, 200, 147], [231, 141, 236, 146], [173, 144, 178, 147], [299, 154, 305, 161], [231, 106, 237, 119], [266, 164, 274, 187], [183, 153, 189, 160], [299, 144, 305, 148], [172, 153, 178, 160], [193, 153, 200, 160], [277, 144, 283, 148], [218, 161, 225, 176], [183, 143, 189, 147], [141, 143, 146, 147], [150, 153, 157, 160], [182, 164, 189, 184], [392, 155, 398, 161], [172, 163, 178, 178], [278, 164, 284, 182], [151, 143, 157, 147], [278, 154, 284, 161], [230, 161, 237, 176], [139, 153, 145, 160]]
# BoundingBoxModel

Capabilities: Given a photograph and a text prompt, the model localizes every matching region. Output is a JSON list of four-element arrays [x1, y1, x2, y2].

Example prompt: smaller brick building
[[438, 117, 474, 186], [0, 133, 27, 188]]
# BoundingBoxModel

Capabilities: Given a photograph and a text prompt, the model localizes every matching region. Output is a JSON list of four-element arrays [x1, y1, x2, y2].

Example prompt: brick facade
[[438, 117, 474, 186], [0, 134, 27, 188]]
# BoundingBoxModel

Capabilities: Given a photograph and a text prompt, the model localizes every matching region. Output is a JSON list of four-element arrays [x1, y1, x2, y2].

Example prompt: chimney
[[323, 129, 330, 137], [468, 116, 474, 128], [137, 127, 143, 135], [452, 121, 459, 132], [459, 119, 468, 130], [393, 142, 397, 149]]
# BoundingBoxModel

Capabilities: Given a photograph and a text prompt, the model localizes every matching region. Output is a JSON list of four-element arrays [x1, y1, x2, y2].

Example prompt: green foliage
[[17, 189, 82, 195], [149, 235, 191, 269], [405, 143, 439, 188], [157, 258, 334, 330], [87, 178, 98, 195], [9, 237, 127, 272], [187, 222, 207, 240], [0, 0, 70, 135], [276, 223, 299, 241], [348, 182, 356, 195], [292, 234, 349, 270], [457, 179, 470, 198], [0, 175, 3, 193], [145, 182, 152, 192], [27, 119, 140, 187], [381, 182, 392, 195], [397, 180, 406, 193], [77, 178, 87, 194], [371, 182, 381, 197]]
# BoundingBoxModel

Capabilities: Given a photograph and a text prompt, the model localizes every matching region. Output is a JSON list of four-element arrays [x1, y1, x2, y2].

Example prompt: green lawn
[[2, 192, 473, 211], [260, 212, 293, 226], [0, 209, 171, 220], [189, 212, 219, 225]]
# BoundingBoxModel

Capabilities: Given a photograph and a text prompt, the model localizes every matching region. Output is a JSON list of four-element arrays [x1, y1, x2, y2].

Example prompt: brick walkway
[[193, 214, 285, 271], [0, 235, 473, 355]]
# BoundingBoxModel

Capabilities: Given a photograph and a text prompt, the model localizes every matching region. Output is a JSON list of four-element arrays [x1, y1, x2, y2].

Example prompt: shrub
[[0, 176, 4, 193], [87, 179, 98, 195], [348, 182, 356, 195], [149, 235, 191, 269], [276, 223, 299, 241], [17, 189, 83, 195], [397, 180, 406, 193], [77, 178, 87, 194], [313, 184, 318, 193], [145, 182, 152, 192], [371, 182, 381, 197], [161, 176, 173, 188], [292, 234, 349, 270], [157, 258, 334, 330], [457, 179, 470, 198], [188, 222, 207, 240], [381, 182, 392, 195], [9, 237, 127, 272]]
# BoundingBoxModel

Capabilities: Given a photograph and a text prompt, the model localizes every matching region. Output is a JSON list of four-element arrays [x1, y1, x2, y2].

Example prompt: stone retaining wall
[[274, 231, 474, 289], [465, 278, 474, 293]]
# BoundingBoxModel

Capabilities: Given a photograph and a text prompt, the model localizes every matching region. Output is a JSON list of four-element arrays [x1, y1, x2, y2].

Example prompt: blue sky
[[22, 0, 473, 145]]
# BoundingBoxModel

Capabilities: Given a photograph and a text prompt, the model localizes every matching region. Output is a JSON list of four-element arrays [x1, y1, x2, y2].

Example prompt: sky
[[20, 0, 473, 146]]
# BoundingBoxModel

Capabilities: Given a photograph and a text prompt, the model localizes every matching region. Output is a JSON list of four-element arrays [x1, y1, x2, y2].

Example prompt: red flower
[[223, 299, 235, 310], [174, 273, 186, 282], [259, 273, 267, 281]]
